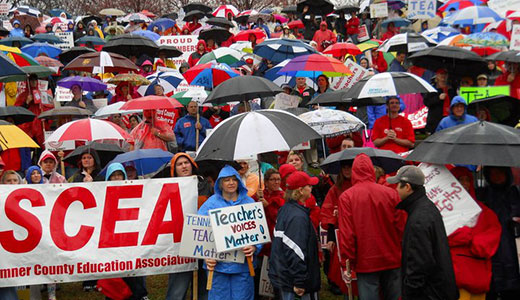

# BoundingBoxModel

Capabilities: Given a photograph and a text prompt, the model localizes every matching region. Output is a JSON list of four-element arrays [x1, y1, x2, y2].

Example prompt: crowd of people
[[0, 1, 520, 300]]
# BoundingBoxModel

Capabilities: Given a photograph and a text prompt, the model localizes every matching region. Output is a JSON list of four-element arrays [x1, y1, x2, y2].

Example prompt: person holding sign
[[198, 165, 262, 300], [269, 171, 321, 300]]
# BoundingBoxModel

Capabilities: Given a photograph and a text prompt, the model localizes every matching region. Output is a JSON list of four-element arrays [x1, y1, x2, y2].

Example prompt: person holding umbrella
[[64, 84, 98, 113], [128, 109, 175, 151], [174, 101, 212, 152]]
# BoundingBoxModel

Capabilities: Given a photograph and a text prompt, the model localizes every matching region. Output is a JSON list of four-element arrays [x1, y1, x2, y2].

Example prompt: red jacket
[[346, 17, 360, 35], [338, 153, 405, 272], [495, 72, 520, 99], [321, 182, 351, 227], [372, 51, 388, 73], [253, 188, 285, 256]]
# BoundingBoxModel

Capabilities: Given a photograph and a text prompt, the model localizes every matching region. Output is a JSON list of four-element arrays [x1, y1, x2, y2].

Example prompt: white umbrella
[[299, 108, 365, 137], [94, 102, 142, 119]]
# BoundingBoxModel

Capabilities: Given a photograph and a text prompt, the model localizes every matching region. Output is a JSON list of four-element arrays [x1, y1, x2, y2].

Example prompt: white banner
[[209, 202, 271, 252], [273, 93, 299, 109], [54, 86, 73, 102], [179, 214, 246, 263], [419, 164, 482, 235], [370, 3, 388, 18], [0, 177, 198, 287], [157, 35, 199, 68], [511, 25, 520, 50], [330, 59, 368, 90], [54, 32, 74, 50], [407, 0, 436, 20]]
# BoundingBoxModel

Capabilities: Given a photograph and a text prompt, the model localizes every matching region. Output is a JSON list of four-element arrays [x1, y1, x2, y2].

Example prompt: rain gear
[[188, 40, 207, 67], [338, 154, 405, 272], [105, 163, 127, 181], [253, 188, 285, 256], [436, 96, 478, 132], [110, 82, 141, 104], [312, 21, 336, 52], [173, 114, 212, 152], [170, 153, 212, 208], [74, 21, 87, 40], [38, 150, 66, 184], [9, 21, 24, 37], [25, 165, 43, 184], [68, 149, 101, 182]]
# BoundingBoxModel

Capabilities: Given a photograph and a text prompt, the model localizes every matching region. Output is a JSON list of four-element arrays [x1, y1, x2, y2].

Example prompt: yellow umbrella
[[0, 120, 39, 150], [0, 45, 22, 53], [107, 73, 151, 85]]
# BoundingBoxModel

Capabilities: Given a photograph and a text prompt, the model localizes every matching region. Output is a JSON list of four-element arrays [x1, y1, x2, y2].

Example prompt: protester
[[38, 150, 66, 183], [315, 74, 332, 95], [64, 84, 97, 113], [436, 96, 478, 132], [345, 11, 360, 44], [370, 48, 388, 73], [372, 96, 415, 153], [312, 21, 336, 52], [128, 109, 175, 151], [495, 62, 520, 99], [388, 166, 459, 300], [423, 68, 456, 133], [389, 52, 406, 72], [486, 61, 503, 85], [188, 40, 207, 67], [174, 101, 212, 152], [9, 20, 24, 37], [111, 82, 140, 104], [68, 149, 101, 183], [291, 77, 315, 107], [382, 22, 398, 40], [236, 160, 262, 197], [476, 74, 489, 87]]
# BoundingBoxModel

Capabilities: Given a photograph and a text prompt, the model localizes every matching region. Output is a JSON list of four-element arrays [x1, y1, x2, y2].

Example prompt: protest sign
[[357, 25, 369, 42], [54, 86, 73, 102], [273, 93, 300, 109], [0, 0, 10, 16], [400, 105, 428, 129], [330, 59, 368, 90], [459, 86, 510, 103], [209, 202, 270, 252], [259, 258, 275, 298], [2, 20, 12, 30], [157, 35, 198, 68], [292, 141, 311, 151], [511, 25, 520, 50], [0, 177, 198, 287], [370, 3, 388, 18], [44, 131, 75, 151], [179, 214, 245, 263], [55, 32, 74, 50], [407, 0, 436, 19], [419, 163, 482, 235]]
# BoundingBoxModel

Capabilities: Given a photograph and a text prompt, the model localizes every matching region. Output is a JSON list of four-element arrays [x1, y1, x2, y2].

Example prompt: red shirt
[[346, 17, 360, 35], [371, 115, 415, 154]]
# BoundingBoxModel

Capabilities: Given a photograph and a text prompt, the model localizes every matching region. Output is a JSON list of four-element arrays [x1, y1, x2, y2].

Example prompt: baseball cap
[[477, 74, 488, 80], [279, 164, 296, 180], [286, 171, 319, 189], [387, 165, 425, 185]]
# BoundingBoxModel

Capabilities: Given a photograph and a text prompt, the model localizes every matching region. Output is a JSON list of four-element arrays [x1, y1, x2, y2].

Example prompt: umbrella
[[172, 89, 211, 105], [107, 73, 151, 86], [81, 15, 103, 26], [64, 51, 139, 73], [460, 32, 509, 48], [198, 28, 232, 44], [94, 102, 142, 118], [0, 53, 29, 82], [75, 35, 106, 46], [196, 109, 321, 161], [101, 149, 174, 176], [137, 70, 184, 95], [444, 6, 503, 26], [45, 118, 129, 142], [38, 107, 92, 119], [234, 28, 266, 42], [11, 15, 40, 30], [263, 59, 315, 88], [253, 38, 317, 64], [103, 34, 159, 58], [1, 47, 39, 68], [340, 72, 436, 99], [357, 39, 383, 52], [299, 109, 365, 137], [132, 30, 161, 41], [149, 18, 177, 31], [321, 147, 404, 174], [99, 8, 126, 16], [22, 65, 54, 78], [408, 45, 487, 76], [308, 90, 386, 106], [438, 34, 468, 47], [323, 42, 361, 57], [198, 47, 244, 65], [378, 32, 436, 54], [183, 2, 213, 14], [11, 5, 40, 17], [406, 121, 520, 167], [34, 56, 63, 68], [382, 17, 411, 28], [206, 17, 235, 28], [467, 95, 520, 127], [421, 26, 460, 43], [296, 0, 334, 16], [282, 6, 298, 14], [157, 45, 183, 58], [204, 75, 283, 104], [277, 53, 352, 78], [21, 42, 62, 58], [183, 10, 206, 22], [335, 5, 359, 14], [119, 13, 153, 23], [32, 33, 64, 44], [58, 46, 96, 64], [64, 142, 124, 168], [0, 36, 33, 47], [439, 0, 483, 12], [57, 76, 107, 91], [235, 9, 258, 23], [120, 95, 183, 110], [161, 12, 179, 20], [0, 120, 39, 150], [182, 62, 240, 89], [485, 50, 520, 63], [0, 106, 35, 124], [212, 5, 239, 18], [288, 20, 304, 29]]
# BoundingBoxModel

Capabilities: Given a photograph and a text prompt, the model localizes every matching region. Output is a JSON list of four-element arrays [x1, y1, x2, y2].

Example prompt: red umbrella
[[182, 62, 240, 89], [235, 28, 266, 41], [288, 20, 304, 29], [140, 10, 157, 18], [120, 96, 183, 110], [323, 42, 362, 57], [45, 119, 129, 143]]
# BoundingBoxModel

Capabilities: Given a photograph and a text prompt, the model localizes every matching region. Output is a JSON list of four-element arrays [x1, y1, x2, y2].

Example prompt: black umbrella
[[183, 2, 212, 14], [58, 46, 96, 64], [379, 32, 436, 54], [282, 107, 310, 116], [103, 34, 159, 58], [206, 17, 234, 28], [82, 15, 103, 26], [204, 76, 283, 104], [183, 10, 206, 22], [467, 95, 520, 127], [408, 45, 487, 76], [0, 106, 35, 124], [321, 147, 404, 174], [406, 121, 520, 167], [335, 5, 359, 14], [297, 0, 334, 16], [308, 90, 387, 106], [157, 45, 183, 58], [199, 28, 232, 44], [282, 6, 298, 14], [485, 50, 520, 63], [38, 107, 92, 119], [0, 26, 9, 36], [64, 142, 124, 169], [161, 12, 179, 20]]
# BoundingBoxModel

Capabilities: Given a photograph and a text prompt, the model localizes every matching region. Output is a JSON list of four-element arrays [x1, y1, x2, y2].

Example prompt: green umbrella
[[172, 89, 211, 105], [22, 65, 54, 78]]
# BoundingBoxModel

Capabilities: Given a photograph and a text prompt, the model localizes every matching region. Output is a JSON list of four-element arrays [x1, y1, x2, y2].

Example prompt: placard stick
[[206, 270, 213, 290], [247, 256, 255, 276], [193, 270, 198, 299]]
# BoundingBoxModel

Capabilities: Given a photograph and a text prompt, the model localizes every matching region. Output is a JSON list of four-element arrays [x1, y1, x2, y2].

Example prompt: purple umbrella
[[57, 76, 107, 91]]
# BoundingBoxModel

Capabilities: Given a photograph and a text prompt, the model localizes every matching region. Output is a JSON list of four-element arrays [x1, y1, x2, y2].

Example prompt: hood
[[320, 21, 328, 30], [78, 148, 101, 169], [105, 162, 127, 180], [450, 166, 476, 199], [214, 165, 249, 198], [13, 20, 21, 26], [38, 150, 58, 170], [141, 60, 152, 67], [483, 166, 513, 189], [196, 39, 207, 51], [26, 165, 44, 184], [170, 152, 198, 177], [351, 153, 376, 185], [449, 96, 467, 117]]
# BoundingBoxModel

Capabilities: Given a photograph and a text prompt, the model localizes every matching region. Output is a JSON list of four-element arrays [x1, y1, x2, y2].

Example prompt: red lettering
[[142, 183, 183, 245], [99, 185, 143, 248], [50, 187, 96, 251], [0, 189, 45, 253]]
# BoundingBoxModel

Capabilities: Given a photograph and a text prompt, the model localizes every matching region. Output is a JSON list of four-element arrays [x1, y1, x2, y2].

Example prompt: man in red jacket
[[338, 153, 405, 300]]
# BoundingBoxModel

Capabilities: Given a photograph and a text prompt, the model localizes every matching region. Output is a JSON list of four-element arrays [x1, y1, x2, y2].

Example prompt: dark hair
[[264, 168, 280, 183], [316, 74, 330, 90], [129, 114, 140, 124], [398, 181, 421, 192], [396, 51, 406, 56], [336, 161, 352, 189]]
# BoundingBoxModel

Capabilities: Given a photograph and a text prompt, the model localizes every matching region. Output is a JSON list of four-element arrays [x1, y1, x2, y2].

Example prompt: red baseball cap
[[279, 164, 296, 179], [286, 171, 319, 190]]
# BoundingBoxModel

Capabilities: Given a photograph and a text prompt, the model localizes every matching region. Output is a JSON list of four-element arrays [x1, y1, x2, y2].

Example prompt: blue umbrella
[[21, 42, 62, 58], [253, 38, 317, 64], [137, 71, 185, 96], [76, 35, 106, 45], [32, 33, 64, 44], [444, 6, 503, 26], [132, 30, 160, 41], [57, 76, 107, 91], [421, 26, 460, 42], [149, 18, 176, 31], [264, 59, 315, 88], [382, 17, 411, 28], [101, 149, 174, 176], [0, 36, 33, 47]]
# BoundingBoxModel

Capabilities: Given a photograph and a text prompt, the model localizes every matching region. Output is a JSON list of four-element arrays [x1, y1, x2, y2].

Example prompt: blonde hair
[[1, 170, 21, 184]]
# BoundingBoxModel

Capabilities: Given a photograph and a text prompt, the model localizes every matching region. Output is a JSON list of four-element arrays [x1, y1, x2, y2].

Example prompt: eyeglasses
[[268, 178, 281, 182]]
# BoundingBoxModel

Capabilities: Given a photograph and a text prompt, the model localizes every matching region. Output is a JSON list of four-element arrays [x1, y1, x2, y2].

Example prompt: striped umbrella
[[253, 38, 317, 63], [212, 5, 239, 18], [94, 102, 142, 118], [172, 89, 211, 105], [378, 32, 436, 53], [0, 45, 39, 66], [439, 0, 483, 12], [45, 119, 129, 143], [197, 47, 244, 65], [421, 26, 460, 43], [64, 51, 139, 73], [182, 62, 240, 89], [264, 59, 315, 87], [10, 5, 40, 17], [235, 28, 266, 42], [137, 70, 184, 96], [277, 54, 352, 78], [444, 6, 503, 26], [323, 42, 361, 57], [34, 56, 64, 68], [229, 41, 253, 53]]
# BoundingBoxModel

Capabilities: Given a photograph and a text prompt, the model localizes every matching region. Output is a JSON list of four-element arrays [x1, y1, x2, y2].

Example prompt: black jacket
[[396, 187, 458, 300], [422, 86, 456, 133], [269, 199, 321, 293]]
